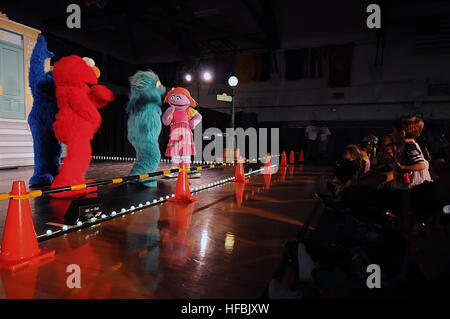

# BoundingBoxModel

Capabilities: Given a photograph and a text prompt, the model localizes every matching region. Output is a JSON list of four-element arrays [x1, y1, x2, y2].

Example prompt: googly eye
[[176, 96, 181, 101], [82, 57, 95, 67]]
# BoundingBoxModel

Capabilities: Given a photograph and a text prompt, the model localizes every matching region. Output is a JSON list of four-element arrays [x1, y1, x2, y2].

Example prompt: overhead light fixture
[[443, 205, 450, 214], [228, 76, 238, 87], [203, 71, 212, 82], [185, 74, 192, 82]]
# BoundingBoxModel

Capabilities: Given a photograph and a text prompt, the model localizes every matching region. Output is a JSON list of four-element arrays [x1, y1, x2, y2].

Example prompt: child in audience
[[359, 143, 371, 174], [354, 134, 397, 188], [363, 129, 379, 145], [392, 116, 432, 227], [392, 117, 431, 189], [374, 134, 396, 170], [332, 145, 363, 194]]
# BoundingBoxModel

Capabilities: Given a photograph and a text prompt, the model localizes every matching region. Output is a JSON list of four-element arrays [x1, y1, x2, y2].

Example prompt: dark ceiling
[[1, 0, 444, 64]]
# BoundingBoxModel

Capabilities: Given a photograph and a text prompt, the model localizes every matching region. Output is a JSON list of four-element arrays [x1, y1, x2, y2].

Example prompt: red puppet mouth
[[171, 102, 190, 107]]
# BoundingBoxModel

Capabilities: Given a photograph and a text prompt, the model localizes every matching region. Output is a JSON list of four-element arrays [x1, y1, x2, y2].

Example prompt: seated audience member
[[374, 134, 397, 170], [358, 143, 371, 174], [362, 129, 379, 145], [391, 116, 432, 227], [354, 135, 397, 188], [436, 153, 450, 209], [432, 134, 449, 179], [331, 145, 364, 194], [437, 134, 449, 160]]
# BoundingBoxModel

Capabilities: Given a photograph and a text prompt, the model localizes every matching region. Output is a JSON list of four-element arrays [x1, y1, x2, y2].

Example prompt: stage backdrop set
[[0, 12, 40, 169], [0, 11, 209, 199], [1, 11, 263, 186]]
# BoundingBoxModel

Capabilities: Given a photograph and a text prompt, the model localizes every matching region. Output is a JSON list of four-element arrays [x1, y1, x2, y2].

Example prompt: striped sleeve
[[403, 142, 424, 165]]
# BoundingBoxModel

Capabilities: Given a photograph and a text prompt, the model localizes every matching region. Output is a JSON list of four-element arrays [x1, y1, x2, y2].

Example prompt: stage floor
[[0, 161, 250, 238], [0, 162, 332, 298]]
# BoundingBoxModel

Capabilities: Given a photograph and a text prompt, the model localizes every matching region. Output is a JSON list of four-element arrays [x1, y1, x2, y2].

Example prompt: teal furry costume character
[[127, 70, 166, 187]]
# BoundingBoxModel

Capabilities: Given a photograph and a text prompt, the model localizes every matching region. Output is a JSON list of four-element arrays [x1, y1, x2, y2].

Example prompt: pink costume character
[[162, 87, 202, 169]]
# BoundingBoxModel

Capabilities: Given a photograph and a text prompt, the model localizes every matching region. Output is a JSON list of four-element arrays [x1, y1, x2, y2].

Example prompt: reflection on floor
[[0, 162, 332, 298], [0, 161, 242, 237]]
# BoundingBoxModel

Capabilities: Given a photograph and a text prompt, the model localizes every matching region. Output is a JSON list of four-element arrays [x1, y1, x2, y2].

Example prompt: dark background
[[2, 0, 449, 160]]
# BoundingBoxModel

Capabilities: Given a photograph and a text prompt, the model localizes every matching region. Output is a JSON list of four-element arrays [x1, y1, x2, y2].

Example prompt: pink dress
[[165, 108, 196, 157]]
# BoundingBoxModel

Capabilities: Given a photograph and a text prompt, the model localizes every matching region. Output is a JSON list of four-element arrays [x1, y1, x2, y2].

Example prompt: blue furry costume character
[[127, 70, 166, 187], [28, 35, 62, 186]]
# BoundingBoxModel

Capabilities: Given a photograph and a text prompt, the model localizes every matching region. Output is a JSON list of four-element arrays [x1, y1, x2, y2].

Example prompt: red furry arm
[[64, 87, 102, 131], [89, 85, 114, 109]]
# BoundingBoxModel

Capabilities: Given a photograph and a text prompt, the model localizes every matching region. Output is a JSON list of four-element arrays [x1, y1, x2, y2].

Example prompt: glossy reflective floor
[[0, 163, 332, 298], [0, 161, 256, 237]]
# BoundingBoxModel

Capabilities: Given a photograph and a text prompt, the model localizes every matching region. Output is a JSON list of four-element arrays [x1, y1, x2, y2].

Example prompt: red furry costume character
[[50, 55, 114, 198]]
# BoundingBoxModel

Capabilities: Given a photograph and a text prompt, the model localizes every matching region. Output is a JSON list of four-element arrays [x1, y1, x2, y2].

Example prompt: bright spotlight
[[185, 74, 192, 82], [228, 76, 238, 87], [203, 71, 212, 81]]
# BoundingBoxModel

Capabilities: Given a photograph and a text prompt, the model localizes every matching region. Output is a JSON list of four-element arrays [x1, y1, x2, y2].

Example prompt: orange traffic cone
[[168, 163, 197, 203], [299, 149, 304, 163], [232, 158, 249, 183], [167, 202, 194, 233], [289, 150, 295, 164], [264, 173, 272, 191], [163, 202, 195, 266], [0, 181, 55, 272], [1, 264, 40, 298], [280, 151, 288, 167], [280, 166, 287, 182], [234, 182, 246, 207], [262, 153, 273, 174]]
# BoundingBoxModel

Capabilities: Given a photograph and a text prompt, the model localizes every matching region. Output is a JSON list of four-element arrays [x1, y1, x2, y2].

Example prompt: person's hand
[[166, 105, 175, 115], [395, 162, 405, 172], [162, 106, 175, 125]]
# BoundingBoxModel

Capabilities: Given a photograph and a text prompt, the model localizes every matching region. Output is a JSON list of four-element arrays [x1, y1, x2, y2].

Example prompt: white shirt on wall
[[305, 125, 319, 141], [319, 126, 331, 141]]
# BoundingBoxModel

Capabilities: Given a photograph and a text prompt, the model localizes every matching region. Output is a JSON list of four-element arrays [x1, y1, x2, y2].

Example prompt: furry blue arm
[[29, 35, 54, 95]]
